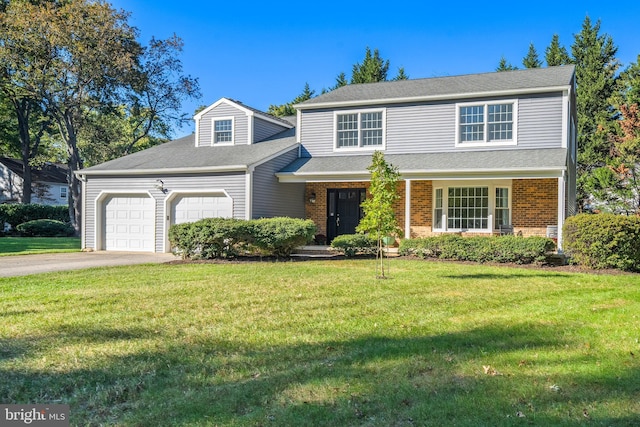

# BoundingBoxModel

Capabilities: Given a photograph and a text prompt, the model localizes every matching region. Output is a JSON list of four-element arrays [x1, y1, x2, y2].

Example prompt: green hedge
[[16, 219, 75, 237], [169, 217, 316, 259], [0, 204, 69, 228], [563, 213, 640, 271], [399, 234, 555, 265], [329, 234, 377, 257]]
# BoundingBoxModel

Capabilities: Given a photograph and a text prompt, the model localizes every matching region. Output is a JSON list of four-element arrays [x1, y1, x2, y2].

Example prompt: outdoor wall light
[[154, 179, 166, 193], [308, 192, 316, 204]]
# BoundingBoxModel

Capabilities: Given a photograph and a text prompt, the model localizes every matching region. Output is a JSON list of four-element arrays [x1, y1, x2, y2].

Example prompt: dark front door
[[326, 188, 366, 243]]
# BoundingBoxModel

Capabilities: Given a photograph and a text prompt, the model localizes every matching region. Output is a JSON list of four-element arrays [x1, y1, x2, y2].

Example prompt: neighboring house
[[0, 157, 69, 205], [77, 66, 577, 253]]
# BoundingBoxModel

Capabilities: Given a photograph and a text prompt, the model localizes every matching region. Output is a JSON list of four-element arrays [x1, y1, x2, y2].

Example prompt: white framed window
[[334, 109, 385, 150], [60, 186, 67, 199], [212, 117, 234, 145], [455, 100, 517, 146], [432, 181, 511, 233]]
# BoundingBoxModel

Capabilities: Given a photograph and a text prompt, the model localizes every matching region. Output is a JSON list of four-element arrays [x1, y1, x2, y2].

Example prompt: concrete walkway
[[0, 251, 177, 278]]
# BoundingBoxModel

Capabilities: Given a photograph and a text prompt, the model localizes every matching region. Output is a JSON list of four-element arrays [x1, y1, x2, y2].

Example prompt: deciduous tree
[[356, 151, 401, 279]]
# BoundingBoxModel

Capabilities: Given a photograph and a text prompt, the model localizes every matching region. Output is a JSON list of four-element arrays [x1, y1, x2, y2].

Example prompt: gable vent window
[[335, 109, 385, 150], [213, 118, 234, 144], [456, 101, 517, 146]]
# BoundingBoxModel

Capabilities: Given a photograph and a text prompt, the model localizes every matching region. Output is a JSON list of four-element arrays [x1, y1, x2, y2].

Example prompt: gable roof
[[277, 148, 568, 182], [296, 65, 575, 109], [0, 158, 68, 183], [77, 129, 298, 176], [194, 97, 294, 128]]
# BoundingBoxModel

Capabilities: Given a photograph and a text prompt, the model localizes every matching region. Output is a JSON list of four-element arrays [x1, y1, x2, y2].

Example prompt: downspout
[[76, 173, 87, 250], [404, 179, 411, 239], [557, 170, 566, 253], [246, 166, 254, 220]]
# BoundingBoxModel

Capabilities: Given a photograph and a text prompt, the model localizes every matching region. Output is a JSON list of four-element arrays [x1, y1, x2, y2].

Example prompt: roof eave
[[277, 167, 566, 183], [76, 165, 248, 177], [295, 85, 572, 111]]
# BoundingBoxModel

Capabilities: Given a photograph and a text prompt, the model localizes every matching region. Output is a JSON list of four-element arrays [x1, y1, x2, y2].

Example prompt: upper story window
[[456, 101, 517, 146], [335, 109, 385, 150], [213, 117, 234, 145]]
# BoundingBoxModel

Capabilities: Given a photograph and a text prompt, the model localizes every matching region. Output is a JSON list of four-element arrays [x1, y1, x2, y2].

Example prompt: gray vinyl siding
[[197, 103, 249, 146], [254, 117, 289, 143], [252, 148, 305, 219], [299, 92, 565, 156], [84, 172, 246, 252]]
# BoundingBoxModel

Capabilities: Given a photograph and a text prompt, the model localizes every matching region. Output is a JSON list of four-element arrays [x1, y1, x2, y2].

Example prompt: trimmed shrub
[[399, 234, 555, 265], [330, 234, 377, 257], [16, 219, 74, 237], [0, 204, 69, 228], [250, 217, 316, 258], [168, 217, 316, 259], [563, 213, 640, 271], [168, 218, 250, 259]]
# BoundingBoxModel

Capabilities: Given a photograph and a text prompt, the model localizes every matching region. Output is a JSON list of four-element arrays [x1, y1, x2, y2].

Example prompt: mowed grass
[[1, 259, 639, 426], [0, 237, 80, 255]]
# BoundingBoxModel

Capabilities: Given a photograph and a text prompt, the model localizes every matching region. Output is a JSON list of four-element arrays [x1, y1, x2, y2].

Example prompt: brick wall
[[305, 181, 405, 236], [512, 178, 558, 237], [305, 178, 558, 239]]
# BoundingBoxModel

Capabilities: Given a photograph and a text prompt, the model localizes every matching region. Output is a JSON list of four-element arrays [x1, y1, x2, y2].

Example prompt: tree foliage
[[267, 83, 315, 117], [0, 0, 199, 232], [356, 151, 401, 278], [522, 43, 542, 68], [496, 56, 518, 72], [350, 47, 390, 84], [545, 34, 572, 66], [572, 16, 620, 210]]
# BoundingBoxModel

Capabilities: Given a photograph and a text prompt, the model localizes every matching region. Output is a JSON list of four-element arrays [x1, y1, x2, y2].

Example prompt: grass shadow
[[2, 322, 638, 425]]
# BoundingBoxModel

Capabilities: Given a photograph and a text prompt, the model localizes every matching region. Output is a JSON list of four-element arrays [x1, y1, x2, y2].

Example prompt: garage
[[170, 193, 233, 225], [103, 195, 155, 251]]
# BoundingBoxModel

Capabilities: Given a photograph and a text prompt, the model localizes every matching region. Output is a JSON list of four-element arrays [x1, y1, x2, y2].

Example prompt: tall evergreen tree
[[572, 16, 620, 209], [522, 43, 542, 68], [545, 34, 572, 66], [496, 56, 518, 71], [350, 47, 390, 84], [393, 67, 409, 81], [267, 83, 315, 117]]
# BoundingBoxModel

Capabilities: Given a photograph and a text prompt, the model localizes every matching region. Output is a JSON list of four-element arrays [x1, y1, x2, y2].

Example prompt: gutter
[[75, 165, 248, 177], [295, 85, 571, 110]]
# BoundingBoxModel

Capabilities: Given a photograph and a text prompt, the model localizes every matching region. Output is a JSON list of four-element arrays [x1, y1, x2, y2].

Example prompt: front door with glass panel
[[326, 188, 366, 243]]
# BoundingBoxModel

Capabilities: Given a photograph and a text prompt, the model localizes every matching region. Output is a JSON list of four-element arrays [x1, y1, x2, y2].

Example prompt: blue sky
[[109, 0, 640, 138]]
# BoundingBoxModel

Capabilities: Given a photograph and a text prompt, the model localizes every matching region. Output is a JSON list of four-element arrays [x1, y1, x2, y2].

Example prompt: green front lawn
[[0, 236, 80, 255], [1, 260, 639, 426]]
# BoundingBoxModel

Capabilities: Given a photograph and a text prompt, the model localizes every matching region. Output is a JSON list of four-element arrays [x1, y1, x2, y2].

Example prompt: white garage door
[[103, 195, 155, 251], [171, 194, 233, 225]]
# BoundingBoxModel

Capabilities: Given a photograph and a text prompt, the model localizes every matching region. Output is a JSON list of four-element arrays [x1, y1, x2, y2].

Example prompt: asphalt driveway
[[0, 251, 177, 278]]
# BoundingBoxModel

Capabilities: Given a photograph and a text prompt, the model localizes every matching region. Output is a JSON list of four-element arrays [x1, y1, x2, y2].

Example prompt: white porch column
[[557, 171, 566, 252], [405, 179, 411, 239]]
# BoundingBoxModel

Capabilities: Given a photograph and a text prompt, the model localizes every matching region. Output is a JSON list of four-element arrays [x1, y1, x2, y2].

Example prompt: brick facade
[[305, 182, 405, 237], [305, 178, 558, 239], [512, 178, 558, 237]]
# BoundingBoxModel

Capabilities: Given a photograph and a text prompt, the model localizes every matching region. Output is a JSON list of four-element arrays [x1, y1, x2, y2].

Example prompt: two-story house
[[77, 65, 576, 253]]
